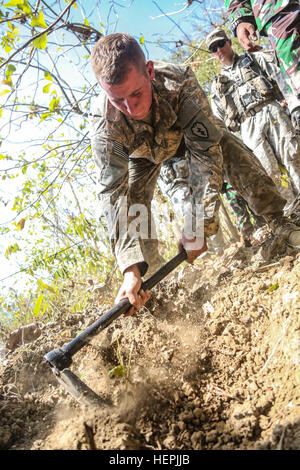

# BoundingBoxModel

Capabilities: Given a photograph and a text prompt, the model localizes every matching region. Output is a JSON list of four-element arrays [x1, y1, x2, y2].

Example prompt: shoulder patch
[[191, 121, 209, 139]]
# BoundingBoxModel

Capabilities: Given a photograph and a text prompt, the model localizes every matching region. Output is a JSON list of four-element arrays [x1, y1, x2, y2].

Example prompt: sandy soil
[[0, 242, 299, 451]]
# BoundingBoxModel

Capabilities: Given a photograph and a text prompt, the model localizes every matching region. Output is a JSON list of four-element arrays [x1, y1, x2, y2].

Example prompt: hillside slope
[[0, 243, 299, 450]]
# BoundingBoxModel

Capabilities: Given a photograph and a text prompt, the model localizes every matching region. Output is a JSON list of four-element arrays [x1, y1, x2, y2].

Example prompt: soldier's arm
[[225, 0, 256, 31], [225, 1, 262, 51], [178, 67, 224, 241], [89, 97, 148, 278]]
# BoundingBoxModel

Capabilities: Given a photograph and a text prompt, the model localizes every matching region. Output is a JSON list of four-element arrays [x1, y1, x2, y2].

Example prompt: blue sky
[[82, 0, 213, 60]]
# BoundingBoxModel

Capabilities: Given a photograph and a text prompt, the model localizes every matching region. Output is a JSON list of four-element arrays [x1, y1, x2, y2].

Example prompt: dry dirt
[[0, 242, 299, 451]]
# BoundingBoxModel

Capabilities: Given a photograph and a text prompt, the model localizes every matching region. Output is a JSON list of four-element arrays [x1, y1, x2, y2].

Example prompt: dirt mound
[[1, 243, 299, 450]]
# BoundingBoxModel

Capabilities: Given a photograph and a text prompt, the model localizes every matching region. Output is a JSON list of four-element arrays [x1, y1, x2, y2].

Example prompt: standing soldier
[[207, 28, 300, 214], [89, 33, 300, 314], [224, 0, 300, 98]]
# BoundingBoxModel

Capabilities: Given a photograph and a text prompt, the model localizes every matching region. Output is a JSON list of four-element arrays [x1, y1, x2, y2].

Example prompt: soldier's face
[[99, 61, 154, 120], [211, 40, 234, 66]]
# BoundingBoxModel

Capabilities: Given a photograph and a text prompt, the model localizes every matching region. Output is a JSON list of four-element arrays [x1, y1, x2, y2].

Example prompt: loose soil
[[1, 242, 299, 451]]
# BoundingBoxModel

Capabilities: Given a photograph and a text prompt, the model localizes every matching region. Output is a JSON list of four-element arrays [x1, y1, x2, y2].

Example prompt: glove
[[291, 106, 300, 130]]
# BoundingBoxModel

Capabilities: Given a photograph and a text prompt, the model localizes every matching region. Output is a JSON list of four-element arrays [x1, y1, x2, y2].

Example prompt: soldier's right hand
[[115, 264, 151, 316], [178, 233, 207, 263], [236, 22, 262, 52]]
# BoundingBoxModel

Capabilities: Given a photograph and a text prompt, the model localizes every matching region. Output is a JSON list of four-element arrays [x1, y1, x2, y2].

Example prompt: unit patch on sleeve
[[191, 122, 209, 139]]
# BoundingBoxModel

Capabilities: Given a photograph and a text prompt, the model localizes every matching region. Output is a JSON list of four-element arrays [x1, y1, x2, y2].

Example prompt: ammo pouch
[[160, 156, 189, 184], [216, 76, 241, 132], [215, 53, 280, 131]]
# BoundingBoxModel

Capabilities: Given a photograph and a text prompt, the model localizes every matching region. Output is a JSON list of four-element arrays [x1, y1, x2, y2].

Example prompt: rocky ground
[[0, 241, 299, 451]]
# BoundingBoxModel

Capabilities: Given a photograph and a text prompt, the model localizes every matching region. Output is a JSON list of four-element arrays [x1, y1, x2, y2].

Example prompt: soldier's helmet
[[206, 29, 229, 49]]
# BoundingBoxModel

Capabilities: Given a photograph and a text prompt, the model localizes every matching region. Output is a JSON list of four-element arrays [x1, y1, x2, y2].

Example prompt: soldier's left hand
[[291, 107, 300, 130], [178, 233, 207, 263]]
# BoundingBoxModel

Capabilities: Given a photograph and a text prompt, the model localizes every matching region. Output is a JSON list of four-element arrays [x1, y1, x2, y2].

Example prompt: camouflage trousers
[[264, 7, 300, 97], [240, 101, 300, 205], [157, 131, 286, 268], [221, 182, 265, 235]]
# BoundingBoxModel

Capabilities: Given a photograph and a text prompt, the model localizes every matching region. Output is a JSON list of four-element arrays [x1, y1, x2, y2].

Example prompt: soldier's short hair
[[90, 33, 147, 85]]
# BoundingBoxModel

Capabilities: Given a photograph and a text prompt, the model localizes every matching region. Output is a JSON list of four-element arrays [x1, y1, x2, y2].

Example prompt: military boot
[[240, 224, 257, 247], [269, 217, 300, 249], [261, 217, 300, 259], [257, 215, 300, 261]]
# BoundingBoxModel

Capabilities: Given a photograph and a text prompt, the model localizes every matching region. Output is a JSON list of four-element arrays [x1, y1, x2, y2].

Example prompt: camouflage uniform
[[225, 0, 300, 97], [221, 181, 265, 240], [90, 61, 286, 275], [210, 51, 300, 205]]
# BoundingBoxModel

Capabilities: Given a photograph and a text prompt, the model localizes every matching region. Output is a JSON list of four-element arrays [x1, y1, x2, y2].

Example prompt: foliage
[[108, 333, 134, 384], [0, 1, 233, 334]]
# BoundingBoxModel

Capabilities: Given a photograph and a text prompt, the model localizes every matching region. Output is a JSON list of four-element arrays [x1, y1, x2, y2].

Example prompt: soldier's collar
[[151, 82, 178, 130], [124, 82, 177, 132], [222, 53, 239, 70]]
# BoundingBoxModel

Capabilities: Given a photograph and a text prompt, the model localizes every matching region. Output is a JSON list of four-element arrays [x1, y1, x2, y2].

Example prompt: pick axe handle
[[60, 250, 187, 361]]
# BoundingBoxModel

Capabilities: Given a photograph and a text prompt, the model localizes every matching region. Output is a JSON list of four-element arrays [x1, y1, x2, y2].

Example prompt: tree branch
[[0, 0, 77, 70]]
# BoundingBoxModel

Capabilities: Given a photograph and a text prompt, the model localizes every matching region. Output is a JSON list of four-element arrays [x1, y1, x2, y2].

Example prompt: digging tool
[[44, 250, 187, 407]]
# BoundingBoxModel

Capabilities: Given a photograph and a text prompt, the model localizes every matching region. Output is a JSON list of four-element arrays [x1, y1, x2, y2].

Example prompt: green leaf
[[0, 89, 10, 97], [33, 293, 43, 317], [37, 279, 55, 293], [268, 282, 279, 292], [44, 71, 53, 81], [4, 43, 13, 53], [31, 10, 48, 29], [5, 242, 21, 258], [20, 0, 31, 14], [43, 83, 51, 93], [108, 365, 125, 378], [33, 33, 47, 50], [4, 0, 24, 7], [6, 64, 16, 78], [40, 112, 50, 121], [49, 95, 60, 112]]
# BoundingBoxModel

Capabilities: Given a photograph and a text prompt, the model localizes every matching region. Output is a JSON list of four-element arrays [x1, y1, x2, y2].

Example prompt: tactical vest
[[214, 53, 281, 132]]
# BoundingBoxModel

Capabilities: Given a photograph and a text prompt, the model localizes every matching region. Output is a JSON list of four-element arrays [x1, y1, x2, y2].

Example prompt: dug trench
[[0, 243, 299, 450]]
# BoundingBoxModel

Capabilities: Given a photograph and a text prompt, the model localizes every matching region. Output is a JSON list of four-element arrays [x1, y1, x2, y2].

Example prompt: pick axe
[[44, 250, 187, 407]]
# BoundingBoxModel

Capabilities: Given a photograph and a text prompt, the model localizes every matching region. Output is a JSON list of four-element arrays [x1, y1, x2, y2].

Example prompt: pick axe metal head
[[44, 348, 109, 407]]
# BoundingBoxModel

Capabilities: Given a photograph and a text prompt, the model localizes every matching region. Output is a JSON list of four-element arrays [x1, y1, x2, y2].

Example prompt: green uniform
[[225, 0, 300, 97]]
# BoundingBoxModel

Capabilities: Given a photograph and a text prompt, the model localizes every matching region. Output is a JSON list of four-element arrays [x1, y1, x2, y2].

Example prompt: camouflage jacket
[[210, 51, 300, 129], [90, 62, 222, 166], [225, 0, 299, 35], [89, 62, 223, 271]]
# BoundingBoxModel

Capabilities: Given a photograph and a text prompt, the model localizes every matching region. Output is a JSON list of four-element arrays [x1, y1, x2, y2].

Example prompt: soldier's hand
[[236, 22, 262, 52], [291, 107, 300, 130], [178, 233, 207, 263], [115, 264, 150, 316]]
